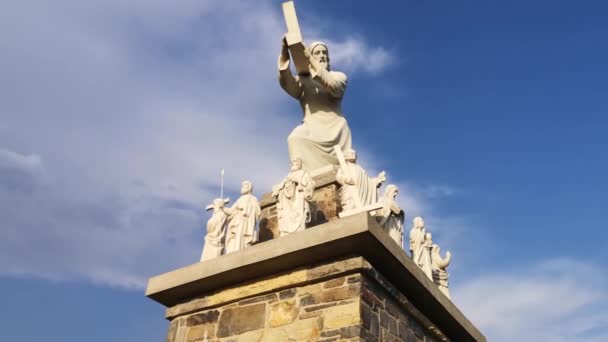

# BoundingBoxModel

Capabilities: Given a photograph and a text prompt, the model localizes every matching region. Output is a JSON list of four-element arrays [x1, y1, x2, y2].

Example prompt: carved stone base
[[258, 166, 342, 242], [146, 213, 485, 342]]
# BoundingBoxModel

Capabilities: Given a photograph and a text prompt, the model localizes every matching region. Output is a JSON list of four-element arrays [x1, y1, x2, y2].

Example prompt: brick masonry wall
[[164, 256, 449, 342]]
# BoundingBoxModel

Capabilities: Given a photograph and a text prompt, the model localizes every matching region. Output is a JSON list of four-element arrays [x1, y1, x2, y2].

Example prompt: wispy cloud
[[454, 258, 608, 342], [326, 37, 395, 75], [0, 0, 395, 288]]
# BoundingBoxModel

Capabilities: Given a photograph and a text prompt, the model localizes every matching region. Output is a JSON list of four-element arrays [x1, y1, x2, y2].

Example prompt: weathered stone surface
[[166, 319, 178, 342], [186, 310, 219, 326], [279, 288, 296, 300], [186, 324, 215, 341], [269, 300, 299, 327], [323, 277, 345, 288], [299, 285, 359, 306], [322, 301, 360, 329], [217, 303, 266, 338], [153, 227, 484, 342], [340, 325, 361, 338], [320, 329, 341, 337], [238, 293, 277, 306]]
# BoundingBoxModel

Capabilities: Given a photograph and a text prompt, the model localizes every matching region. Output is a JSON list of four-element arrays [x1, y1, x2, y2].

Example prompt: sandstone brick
[[217, 303, 266, 338], [322, 301, 361, 329], [238, 293, 277, 306], [186, 310, 219, 326], [370, 312, 379, 337], [320, 329, 341, 337], [303, 302, 337, 312], [361, 286, 384, 310], [347, 274, 361, 284], [269, 300, 298, 327], [298, 310, 323, 320], [389, 316, 398, 335], [279, 288, 296, 300], [340, 325, 361, 338], [323, 277, 346, 288], [186, 324, 216, 341], [300, 285, 359, 306], [380, 310, 389, 328]]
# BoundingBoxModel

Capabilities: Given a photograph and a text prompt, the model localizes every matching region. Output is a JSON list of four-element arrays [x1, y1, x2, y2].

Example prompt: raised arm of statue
[[278, 37, 303, 99]]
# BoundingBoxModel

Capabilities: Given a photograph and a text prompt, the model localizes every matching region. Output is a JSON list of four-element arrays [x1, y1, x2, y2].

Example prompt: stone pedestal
[[146, 213, 485, 342], [258, 165, 342, 242]]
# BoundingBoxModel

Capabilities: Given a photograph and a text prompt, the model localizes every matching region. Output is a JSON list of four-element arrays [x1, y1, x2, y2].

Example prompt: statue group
[[200, 1, 453, 300], [200, 181, 261, 261]]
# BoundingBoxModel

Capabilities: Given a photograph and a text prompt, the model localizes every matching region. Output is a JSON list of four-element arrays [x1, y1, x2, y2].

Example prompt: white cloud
[[324, 37, 394, 75], [0, 0, 395, 288], [454, 258, 608, 342]]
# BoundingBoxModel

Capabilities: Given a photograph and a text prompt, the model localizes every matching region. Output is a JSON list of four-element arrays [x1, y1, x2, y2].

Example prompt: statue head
[[384, 184, 399, 200], [425, 232, 433, 244], [344, 149, 357, 163], [413, 216, 425, 229], [212, 198, 226, 210], [241, 180, 253, 195], [309, 41, 330, 71], [290, 157, 303, 171]]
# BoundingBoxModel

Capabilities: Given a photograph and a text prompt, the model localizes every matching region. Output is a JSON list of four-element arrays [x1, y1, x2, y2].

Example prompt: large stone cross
[[282, 1, 309, 75]]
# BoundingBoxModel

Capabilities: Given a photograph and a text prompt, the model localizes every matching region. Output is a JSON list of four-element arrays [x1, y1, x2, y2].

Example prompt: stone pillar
[[146, 213, 485, 342]]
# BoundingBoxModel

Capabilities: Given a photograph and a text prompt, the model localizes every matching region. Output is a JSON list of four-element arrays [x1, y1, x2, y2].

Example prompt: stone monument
[[223, 181, 261, 254], [146, 1, 485, 341], [200, 198, 229, 262]]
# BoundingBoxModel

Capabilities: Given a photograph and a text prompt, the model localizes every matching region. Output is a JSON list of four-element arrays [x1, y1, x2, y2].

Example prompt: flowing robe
[[224, 194, 261, 254], [200, 209, 227, 261], [278, 57, 352, 171], [409, 226, 427, 267], [336, 162, 382, 212], [273, 169, 315, 236], [377, 200, 404, 247]]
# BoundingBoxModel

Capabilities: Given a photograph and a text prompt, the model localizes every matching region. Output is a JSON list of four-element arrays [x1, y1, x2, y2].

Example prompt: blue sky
[[1, 0, 606, 341]]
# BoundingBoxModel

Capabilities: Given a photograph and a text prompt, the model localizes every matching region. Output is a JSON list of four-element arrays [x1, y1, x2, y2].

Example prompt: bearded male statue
[[278, 38, 353, 171], [223, 180, 261, 254]]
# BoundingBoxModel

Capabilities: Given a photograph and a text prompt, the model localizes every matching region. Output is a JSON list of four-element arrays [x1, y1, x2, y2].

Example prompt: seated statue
[[200, 198, 228, 261], [336, 149, 386, 212], [376, 184, 404, 247], [223, 181, 261, 254], [272, 157, 315, 236], [278, 38, 352, 171]]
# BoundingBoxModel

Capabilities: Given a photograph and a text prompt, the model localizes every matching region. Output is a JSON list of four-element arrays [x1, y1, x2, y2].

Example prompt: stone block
[[186, 310, 219, 326], [322, 301, 360, 329], [217, 303, 266, 338], [186, 324, 215, 341], [269, 300, 299, 327]]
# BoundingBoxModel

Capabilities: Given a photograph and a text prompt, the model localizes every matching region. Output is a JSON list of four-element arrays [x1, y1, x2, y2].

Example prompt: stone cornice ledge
[[146, 212, 485, 342]]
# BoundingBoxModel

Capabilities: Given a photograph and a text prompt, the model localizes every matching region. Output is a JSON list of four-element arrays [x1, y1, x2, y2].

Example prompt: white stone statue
[[272, 157, 316, 236], [279, 37, 353, 171], [200, 198, 229, 261], [376, 184, 404, 247], [223, 180, 261, 254], [409, 217, 432, 279], [336, 149, 386, 212], [431, 244, 452, 299]]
